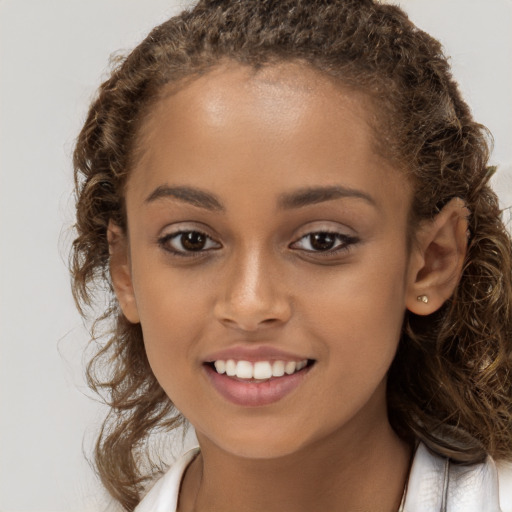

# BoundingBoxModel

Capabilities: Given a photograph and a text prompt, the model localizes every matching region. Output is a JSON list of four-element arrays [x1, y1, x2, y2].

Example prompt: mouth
[[206, 358, 314, 381], [203, 358, 316, 406]]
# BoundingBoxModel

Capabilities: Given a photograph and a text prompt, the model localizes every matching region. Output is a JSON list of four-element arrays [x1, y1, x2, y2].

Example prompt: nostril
[[217, 315, 285, 333], [261, 318, 281, 325]]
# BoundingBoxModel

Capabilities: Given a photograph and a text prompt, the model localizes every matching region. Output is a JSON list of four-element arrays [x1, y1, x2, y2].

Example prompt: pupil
[[181, 232, 206, 251], [310, 233, 335, 251]]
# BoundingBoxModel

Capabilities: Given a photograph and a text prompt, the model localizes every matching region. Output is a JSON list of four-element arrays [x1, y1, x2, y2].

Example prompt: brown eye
[[181, 231, 207, 251], [290, 231, 358, 255], [309, 233, 336, 251], [159, 230, 221, 255]]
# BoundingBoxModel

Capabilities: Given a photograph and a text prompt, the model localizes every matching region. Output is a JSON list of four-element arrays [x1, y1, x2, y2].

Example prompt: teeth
[[253, 361, 272, 380], [225, 359, 236, 376], [214, 360, 226, 374], [296, 360, 307, 371], [212, 359, 308, 379], [285, 361, 296, 375], [272, 360, 285, 377], [236, 360, 253, 379]]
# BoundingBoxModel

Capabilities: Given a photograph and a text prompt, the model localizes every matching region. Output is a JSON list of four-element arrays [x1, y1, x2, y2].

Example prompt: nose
[[213, 248, 292, 332]]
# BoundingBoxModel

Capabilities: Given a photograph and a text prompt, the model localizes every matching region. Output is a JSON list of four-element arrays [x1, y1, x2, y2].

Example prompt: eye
[[158, 230, 221, 255], [290, 231, 358, 254]]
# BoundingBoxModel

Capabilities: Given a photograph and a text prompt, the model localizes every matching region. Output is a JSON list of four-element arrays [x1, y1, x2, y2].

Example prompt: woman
[[71, 1, 512, 510]]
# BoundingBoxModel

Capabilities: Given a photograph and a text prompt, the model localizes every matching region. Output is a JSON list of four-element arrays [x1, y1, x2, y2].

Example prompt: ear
[[107, 220, 140, 324], [406, 198, 469, 315]]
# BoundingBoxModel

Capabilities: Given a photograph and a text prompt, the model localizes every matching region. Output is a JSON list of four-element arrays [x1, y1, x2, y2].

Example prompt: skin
[[109, 62, 469, 512]]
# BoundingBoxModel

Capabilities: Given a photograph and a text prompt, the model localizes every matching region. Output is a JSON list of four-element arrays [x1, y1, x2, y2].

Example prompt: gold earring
[[417, 295, 429, 304]]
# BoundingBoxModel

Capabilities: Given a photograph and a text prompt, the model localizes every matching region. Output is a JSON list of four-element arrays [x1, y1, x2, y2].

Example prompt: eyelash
[[157, 230, 359, 258], [158, 230, 221, 257], [289, 231, 359, 256]]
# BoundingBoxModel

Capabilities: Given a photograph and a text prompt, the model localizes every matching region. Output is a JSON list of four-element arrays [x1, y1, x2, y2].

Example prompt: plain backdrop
[[0, 1, 511, 511]]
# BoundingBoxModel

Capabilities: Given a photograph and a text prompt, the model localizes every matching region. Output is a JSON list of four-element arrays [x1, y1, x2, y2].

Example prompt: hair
[[71, 0, 512, 510]]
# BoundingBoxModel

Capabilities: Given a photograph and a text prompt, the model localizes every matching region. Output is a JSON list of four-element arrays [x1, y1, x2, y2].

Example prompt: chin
[[219, 439, 305, 460], [195, 419, 319, 460]]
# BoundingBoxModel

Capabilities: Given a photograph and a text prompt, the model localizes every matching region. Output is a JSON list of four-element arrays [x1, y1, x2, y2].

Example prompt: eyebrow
[[278, 186, 377, 210], [145, 185, 224, 211], [144, 184, 377, 212]]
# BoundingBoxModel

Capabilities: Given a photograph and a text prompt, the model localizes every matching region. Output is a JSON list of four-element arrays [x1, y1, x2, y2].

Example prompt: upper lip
[[203, 345, 311, 363]]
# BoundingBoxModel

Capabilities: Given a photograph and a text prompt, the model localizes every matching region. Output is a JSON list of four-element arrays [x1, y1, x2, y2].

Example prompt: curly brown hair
[[71, 0, 512, 510]]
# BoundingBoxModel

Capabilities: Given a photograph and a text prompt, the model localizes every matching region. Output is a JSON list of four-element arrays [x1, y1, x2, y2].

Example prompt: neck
[[179, 417, 411, 512]]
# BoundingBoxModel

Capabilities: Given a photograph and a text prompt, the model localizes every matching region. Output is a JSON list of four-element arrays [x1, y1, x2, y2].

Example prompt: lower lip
[[204, 364, 313, 407]]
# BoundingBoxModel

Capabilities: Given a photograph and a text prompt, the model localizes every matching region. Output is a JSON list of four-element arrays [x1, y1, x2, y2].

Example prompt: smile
[[204, 358, 315, 407], [213, 359, 309, 380]]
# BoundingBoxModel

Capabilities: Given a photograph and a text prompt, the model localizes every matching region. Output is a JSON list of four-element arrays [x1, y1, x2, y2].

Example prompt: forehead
[[136, 61, 379, 162], [128, 61, 409, 212]]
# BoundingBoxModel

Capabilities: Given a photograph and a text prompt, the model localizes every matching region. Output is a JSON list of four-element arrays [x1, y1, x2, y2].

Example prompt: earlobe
[[406, 198, 469, 316], [107, 220, 140, 324]]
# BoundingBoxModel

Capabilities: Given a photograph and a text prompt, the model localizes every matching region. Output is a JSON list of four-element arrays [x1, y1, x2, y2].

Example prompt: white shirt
[[135, 444, 512, 512]]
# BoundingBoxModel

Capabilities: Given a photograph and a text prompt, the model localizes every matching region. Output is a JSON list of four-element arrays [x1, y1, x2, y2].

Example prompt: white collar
[[136, 443, 504, 512], [403, 443, 501, 512], [135, 447, 199, 512]]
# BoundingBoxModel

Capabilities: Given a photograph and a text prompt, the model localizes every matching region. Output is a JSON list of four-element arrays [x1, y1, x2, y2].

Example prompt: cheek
[[130, 265, 213, 387], [133, 256, 213, 329], [302, 248, 409, 376]]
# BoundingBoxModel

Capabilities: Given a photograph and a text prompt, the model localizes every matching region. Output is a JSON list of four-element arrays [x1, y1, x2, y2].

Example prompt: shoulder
[[404, 443, 510, 512], [134, 447, 200, 512], [497, 460, 512, 512]]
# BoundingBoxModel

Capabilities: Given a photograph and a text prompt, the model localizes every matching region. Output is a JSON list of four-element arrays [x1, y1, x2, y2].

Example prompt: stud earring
[[417, 295, 429, 304]]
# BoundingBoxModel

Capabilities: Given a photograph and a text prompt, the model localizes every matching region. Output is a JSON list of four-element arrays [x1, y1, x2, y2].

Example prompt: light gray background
[[1, 1, 511, 511]]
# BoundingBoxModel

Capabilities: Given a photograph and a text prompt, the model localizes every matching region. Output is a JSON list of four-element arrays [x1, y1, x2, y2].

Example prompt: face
[[115, 62, 416, 459]]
